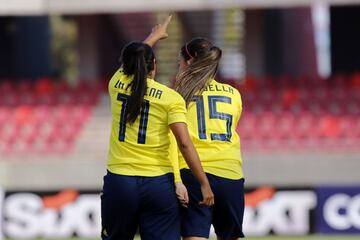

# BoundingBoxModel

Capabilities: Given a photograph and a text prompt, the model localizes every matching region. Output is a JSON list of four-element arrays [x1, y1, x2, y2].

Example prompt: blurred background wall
[[0, 0, 360, 238]]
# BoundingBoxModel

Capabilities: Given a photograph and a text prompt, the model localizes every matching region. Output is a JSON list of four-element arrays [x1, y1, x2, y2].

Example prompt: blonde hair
[[174, 38, 222, 106]]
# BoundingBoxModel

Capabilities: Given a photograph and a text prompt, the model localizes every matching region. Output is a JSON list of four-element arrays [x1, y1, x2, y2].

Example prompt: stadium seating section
[[231, 73, 360, 150], [0, 73, 359, 155], [0, 79, 102, 155]]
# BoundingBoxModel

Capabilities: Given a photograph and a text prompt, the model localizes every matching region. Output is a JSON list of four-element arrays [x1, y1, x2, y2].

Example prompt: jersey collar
[[209, 79, 217, 84]]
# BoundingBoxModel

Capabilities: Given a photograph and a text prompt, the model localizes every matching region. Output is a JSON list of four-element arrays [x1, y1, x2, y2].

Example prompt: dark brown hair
[[121, 42, 155, 123]]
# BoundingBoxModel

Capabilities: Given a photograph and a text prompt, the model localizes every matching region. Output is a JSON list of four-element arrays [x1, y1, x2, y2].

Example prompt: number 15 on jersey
[[192, 95, 233, 142]]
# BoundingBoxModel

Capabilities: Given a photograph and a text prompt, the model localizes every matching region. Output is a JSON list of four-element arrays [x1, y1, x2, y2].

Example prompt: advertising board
[[316, 186, 360, 234], [0, 186, 358, 238]]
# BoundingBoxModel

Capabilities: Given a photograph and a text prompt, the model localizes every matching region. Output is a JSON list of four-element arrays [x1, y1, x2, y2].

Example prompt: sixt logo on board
[[243, 187, 316, 236], [0, 188, 101, 239]]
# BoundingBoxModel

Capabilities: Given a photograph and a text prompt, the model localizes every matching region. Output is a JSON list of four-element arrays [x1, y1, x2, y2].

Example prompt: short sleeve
[[168, 93, 187, 125]]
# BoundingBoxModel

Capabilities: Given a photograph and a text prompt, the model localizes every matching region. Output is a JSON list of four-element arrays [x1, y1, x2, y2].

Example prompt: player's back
[[179, 79, 243, 179], [108, 69, 186, 177]]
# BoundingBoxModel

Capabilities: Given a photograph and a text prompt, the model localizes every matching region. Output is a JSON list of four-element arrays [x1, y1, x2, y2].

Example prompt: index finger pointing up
[[163, 14, 172, 27]]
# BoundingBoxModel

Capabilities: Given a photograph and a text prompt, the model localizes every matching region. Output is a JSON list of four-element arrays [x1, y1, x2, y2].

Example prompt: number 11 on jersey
[[117, 93, 150, 144]]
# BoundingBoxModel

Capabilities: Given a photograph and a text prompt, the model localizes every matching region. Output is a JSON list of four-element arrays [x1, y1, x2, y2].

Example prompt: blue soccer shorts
[[180, 169, 245, 239], [101, 171, 180, 240]]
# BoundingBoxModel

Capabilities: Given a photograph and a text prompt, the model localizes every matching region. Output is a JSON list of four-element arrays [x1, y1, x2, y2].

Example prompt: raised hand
[[144, 15, 172, 47]]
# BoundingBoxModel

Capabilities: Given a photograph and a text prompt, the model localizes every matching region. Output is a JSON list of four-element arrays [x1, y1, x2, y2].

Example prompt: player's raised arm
[[143, 15, 172, 47]]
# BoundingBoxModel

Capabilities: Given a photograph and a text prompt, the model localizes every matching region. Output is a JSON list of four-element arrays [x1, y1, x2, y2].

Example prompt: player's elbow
[[177, 139, 191, 150]]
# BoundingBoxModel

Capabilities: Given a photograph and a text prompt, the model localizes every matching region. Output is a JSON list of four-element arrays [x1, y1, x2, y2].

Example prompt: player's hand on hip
[[175, 182, 189, 208], [199, 183, 214, 207]]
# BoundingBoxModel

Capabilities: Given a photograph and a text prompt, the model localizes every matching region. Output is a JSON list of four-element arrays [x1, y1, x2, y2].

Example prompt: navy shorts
[[180, 169, 245, 239], [101, 171, 180, 240]]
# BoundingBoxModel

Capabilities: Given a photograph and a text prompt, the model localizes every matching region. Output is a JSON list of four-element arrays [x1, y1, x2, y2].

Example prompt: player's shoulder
[[215, 79, 239, 91], [149, 80, 184, 101], [109, 68, 131, 87], [210, 79, 241, 97], [111, 68, 125, 79]]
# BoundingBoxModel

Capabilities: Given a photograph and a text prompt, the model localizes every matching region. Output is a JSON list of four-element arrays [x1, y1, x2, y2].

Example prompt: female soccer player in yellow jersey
[[174, 38, 245, 240], [101, 17, 214, 240]]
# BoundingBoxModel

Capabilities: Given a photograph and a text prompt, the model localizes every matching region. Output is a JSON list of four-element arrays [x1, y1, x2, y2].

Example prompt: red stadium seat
[[0, 79, 101, 155], [337, 116, 358, 146], [346, 100, 360, 115], [18, 80, 33, 93], [331, 87, 347, 101], [281, 87, 299, 109], [0, 107, 11, 125], [276, 113, 295, 140], [19, 92, 37, 105], [256, 112, 277, 140], [35, 78, 54, 96], [325, 100, 345, 116], [292, 112, 315, 139], [318, 115, 340, 138], [0, 92, 19, 107], [350, 72, 360, 88], [0, 81, 15, 94], [237, 112, 257, 141], [37, 93, 59, 105]]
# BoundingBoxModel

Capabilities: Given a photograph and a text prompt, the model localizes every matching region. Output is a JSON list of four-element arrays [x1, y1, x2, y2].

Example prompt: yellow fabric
[[107, 69, 187, 177], [178, 79, 244, 180]]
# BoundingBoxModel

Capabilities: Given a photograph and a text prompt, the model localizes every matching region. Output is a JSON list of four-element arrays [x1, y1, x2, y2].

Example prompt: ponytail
[[174, 38, 222, 106], [121, 42, 155, 123]]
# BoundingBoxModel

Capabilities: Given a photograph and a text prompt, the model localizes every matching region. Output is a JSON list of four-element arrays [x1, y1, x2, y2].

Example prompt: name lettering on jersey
[[146, 87, 163, 99], [204, 84, 234, 94], [114, 80, 130, 90], [114, 80, 163, 99]]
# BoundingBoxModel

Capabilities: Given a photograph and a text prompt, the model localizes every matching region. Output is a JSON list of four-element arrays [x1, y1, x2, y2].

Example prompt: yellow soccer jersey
[[107, 69, 187, 177], [178, 79, 244, 180]]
